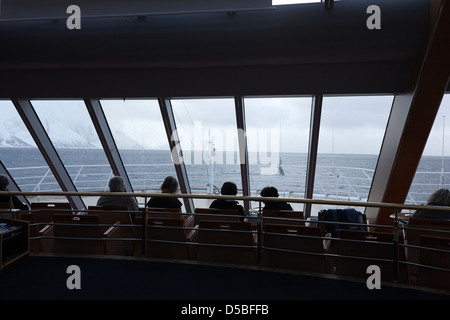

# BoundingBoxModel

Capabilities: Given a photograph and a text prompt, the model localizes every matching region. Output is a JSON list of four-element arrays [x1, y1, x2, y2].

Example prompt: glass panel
[[31, 100, 112, 199], [408, 94, 450, 205], [315, 95, 393, 207], [0, 100, 61, 202], [244, 97, 312, 211], [101, 99, 176, 193], [171, 98, 241, 207]]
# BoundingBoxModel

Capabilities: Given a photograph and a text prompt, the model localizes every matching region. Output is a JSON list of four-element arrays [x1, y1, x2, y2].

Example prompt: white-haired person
[[97, 176, 139, 213]]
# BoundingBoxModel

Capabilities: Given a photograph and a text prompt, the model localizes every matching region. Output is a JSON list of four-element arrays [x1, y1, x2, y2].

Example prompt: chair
[[405, 217, 450, 282], [31, 202, 72, 224], [318, 208, 367, 238], [51, 213, 120, 255], [196, 220, 257, 266], [88, 206, 136, 256], [261, 224, 327, 273], [261, 210, 304, 229], [416, 235, 450, 291], [334, 229, 409, 283], [19, 212, 53, 253], [146, 214, 197, 260], [195, 208, 241, 224]]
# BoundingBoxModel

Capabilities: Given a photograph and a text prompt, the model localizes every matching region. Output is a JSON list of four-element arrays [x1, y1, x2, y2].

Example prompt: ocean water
[[1, 147, 449, 205]]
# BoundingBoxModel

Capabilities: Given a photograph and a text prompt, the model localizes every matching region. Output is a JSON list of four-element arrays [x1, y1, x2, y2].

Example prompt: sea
[[1, 147, 449, 205]]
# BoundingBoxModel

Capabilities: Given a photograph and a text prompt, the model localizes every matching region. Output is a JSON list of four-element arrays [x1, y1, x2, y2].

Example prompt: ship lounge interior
[[1, 0, 450, 304]]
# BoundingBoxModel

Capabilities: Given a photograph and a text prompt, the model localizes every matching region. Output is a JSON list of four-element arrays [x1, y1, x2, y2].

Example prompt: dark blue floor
[[1, 255, 449, 302]]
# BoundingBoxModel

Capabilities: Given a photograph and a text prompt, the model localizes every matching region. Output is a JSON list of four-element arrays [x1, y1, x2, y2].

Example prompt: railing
[[7, 164, 450, 204], [3, 190, 450, 293]]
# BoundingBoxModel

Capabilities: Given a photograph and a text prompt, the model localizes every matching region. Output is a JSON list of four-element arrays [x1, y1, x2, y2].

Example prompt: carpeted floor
[[1, 254, 449, 302]]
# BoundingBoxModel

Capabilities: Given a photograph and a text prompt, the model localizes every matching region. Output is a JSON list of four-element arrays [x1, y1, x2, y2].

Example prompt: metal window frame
[[158, 97, 194, 213], [12, 99, 85, 210], [84, 99, 134, 193], [235, 96, 251, 213]]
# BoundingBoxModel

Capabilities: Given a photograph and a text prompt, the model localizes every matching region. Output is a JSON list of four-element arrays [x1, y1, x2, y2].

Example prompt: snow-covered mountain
[[0, 117, 144, 149]]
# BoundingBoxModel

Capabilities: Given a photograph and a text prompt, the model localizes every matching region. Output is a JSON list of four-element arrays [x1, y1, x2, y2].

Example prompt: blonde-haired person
[[412, 188, 450, 219]]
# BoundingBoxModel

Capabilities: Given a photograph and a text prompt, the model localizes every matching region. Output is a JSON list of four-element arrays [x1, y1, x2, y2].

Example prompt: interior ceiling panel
[[0, 0, 432, 97]]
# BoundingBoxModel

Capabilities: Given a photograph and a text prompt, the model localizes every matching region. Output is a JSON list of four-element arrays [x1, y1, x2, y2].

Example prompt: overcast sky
[[1, 95, 450, 157]]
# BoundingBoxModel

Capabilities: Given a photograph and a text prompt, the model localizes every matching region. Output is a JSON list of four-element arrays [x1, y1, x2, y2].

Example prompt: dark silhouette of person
[[0, 174, 28, 210], [209, 181, 245, 220], [260, 186, 293, 211], [147, 176, 183, 209]]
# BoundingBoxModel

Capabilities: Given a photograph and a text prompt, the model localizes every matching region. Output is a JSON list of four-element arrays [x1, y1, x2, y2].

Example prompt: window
[[408, 94, 450, 204], [171, 98, 241, 203], [101, 99, 176, 192], [31, 100, 111, 196], [244, 97, 312, 211], [315, 95, 393, 202], [0, 100, 61, 200]]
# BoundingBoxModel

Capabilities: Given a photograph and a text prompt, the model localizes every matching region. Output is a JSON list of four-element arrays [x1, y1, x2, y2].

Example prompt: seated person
[[97, 176, 139, 212], [260, 186, 293, 211], [413, 188, 450, 219], [209, 181, 245, 220], [0, 174, 28, 210], [146, 176, 183, 209]]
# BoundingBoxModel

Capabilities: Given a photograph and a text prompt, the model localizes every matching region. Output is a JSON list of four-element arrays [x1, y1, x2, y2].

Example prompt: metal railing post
[[393, 208, 399, 281], [257, 200, 262, 266]]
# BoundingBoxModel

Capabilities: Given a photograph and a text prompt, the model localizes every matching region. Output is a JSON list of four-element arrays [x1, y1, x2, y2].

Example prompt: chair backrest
[[335, 229, 408, 283], [146, 214, 192, 259], [196, 220, 256, 265], [416, 235, 450, 291], [262, 210, 304, 227], [52, 213, 105, 255], [405, 217, 450, 279], [262, 223, 326, 273], [195, 208, 240, 223], [31, 202, 72, 223], [147, 215, 188, 242], [31, 202, 72, 210], [88, 205, 131, 225], [88, 205, 135, 256], [318, 208, 366, 237]]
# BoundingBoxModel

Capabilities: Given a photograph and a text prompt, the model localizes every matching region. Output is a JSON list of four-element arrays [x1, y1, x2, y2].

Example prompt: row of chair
[[15, 202, 450, 291]]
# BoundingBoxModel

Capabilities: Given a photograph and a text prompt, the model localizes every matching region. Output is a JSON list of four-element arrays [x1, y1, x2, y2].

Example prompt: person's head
[[428, 188, 450, 205], [221, 182, 238, 196], [161, 176, 179, 193], [0, 174, 10, 191], [109, 176, 125, 192], [260, 186, 279, 198]]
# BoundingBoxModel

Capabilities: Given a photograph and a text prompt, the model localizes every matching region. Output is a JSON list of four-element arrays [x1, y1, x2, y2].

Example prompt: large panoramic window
[[31, 100, 112, 196], [101, 99, 176, 193], [244, 97, 312, 211], [407, 94, 450, 205], [314, 95, 393, 204], [171, 98, 241, 204], [0, 100, 61, 199]]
